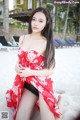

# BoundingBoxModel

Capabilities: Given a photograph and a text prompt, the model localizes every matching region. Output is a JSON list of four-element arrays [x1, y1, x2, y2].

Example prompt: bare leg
[[39, 93, 55, 120], [15, 88, 38, 120]]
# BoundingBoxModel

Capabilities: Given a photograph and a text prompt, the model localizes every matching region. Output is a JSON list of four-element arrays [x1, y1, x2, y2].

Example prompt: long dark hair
[[28, 7, 55, 69]]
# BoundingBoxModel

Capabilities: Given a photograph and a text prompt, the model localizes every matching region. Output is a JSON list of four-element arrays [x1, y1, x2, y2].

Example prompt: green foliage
[[46, 3, 53, 12], [0, 22, 3, 26], [47, 0, 53, 3], [53, 4, 80, 34], [9, 23, 28, 29]]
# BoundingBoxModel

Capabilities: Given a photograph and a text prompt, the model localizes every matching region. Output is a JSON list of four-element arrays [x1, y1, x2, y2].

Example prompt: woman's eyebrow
[[39, 19, 44, 21], [33, 17, 44, 21]]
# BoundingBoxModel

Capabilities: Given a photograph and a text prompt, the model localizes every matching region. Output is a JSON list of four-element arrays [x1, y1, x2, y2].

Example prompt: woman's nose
[[34, 21, 38, 26]]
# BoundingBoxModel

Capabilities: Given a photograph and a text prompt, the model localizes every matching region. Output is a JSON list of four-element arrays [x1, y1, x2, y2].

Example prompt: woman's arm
[[15, 35, 24, 73], [17, 66, 54, 77], [31, 68, 53, 77]]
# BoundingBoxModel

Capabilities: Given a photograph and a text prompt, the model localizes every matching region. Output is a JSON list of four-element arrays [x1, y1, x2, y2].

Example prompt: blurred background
[[0, 0, 80, 45]]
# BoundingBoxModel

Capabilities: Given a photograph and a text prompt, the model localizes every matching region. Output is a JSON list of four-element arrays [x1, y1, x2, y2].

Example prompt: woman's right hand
[[15, 64, 32, 78]]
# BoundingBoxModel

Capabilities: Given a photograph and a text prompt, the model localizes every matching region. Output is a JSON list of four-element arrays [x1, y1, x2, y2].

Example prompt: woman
[[6, 7, 62, 120]]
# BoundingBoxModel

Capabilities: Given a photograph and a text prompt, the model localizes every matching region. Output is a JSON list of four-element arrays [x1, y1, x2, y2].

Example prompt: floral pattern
[[6, 48, 61, 119]]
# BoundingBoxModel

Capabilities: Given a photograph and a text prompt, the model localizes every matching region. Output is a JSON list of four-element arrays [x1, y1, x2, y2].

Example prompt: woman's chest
[[18, 50, 45, 69], [21, 39, 46, 54]]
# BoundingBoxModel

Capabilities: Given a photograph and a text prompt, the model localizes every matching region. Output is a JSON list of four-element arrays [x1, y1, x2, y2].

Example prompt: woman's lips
[[32, 27, 38, 29]]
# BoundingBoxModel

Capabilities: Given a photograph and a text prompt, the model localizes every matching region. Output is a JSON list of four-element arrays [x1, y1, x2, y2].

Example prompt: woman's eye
[[39, 20, 43, 23], [32, 18, 36, 21]]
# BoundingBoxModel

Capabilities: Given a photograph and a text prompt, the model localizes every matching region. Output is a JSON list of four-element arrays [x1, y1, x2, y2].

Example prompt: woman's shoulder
[[42, 37, 47, 47], [19, 34, 31, 41], [39, 37, 47, 53], [19, 34, 30, 47], [19, 34, 30, 40]]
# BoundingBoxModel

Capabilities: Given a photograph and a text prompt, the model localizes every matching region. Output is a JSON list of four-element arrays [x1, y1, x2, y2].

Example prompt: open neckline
[[19, 47, 45, 57]]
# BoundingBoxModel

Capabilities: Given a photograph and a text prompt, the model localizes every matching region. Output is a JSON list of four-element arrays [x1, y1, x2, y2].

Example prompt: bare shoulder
[[19, 34, 30, 41], [42, 37, 47, 48], [24, 34, 30, 39], [19, 34, 30, 47], [41, 37, 47, 52]]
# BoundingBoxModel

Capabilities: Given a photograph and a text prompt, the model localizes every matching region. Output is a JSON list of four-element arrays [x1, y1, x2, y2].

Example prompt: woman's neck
[[30, 32, 43, 40]]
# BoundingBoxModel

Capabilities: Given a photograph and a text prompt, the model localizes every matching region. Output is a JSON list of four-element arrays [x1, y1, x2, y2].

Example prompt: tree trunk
[[39, 0, 42, 7], [3, 0, 9, 41], [55, 4, 58, 33], [52, 3, 55, 30], [63, 4, 69, 41], [76, 4, 80, 42]]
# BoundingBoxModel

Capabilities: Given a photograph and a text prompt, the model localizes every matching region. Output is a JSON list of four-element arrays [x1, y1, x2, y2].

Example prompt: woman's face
[[31, 12, 47, 33]]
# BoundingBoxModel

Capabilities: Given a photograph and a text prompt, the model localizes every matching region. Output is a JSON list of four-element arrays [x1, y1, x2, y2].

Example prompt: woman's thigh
[[39, 93, 55, 120], [15, 88, 38, 120]]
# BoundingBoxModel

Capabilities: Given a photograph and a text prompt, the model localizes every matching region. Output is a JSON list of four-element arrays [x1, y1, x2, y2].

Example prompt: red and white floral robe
[[6, 48, 61, 119]]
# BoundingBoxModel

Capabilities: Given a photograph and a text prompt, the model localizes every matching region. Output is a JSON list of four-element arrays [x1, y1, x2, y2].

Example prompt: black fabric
[[24, 82, 39, 96]]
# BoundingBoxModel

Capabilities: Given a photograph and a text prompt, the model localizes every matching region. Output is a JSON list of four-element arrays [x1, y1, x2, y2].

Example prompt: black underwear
[[24, 82, 39, 97]]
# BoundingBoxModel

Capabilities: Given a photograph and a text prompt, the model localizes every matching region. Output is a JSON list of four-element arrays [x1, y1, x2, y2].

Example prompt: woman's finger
[[19, 69, 23, 73]]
